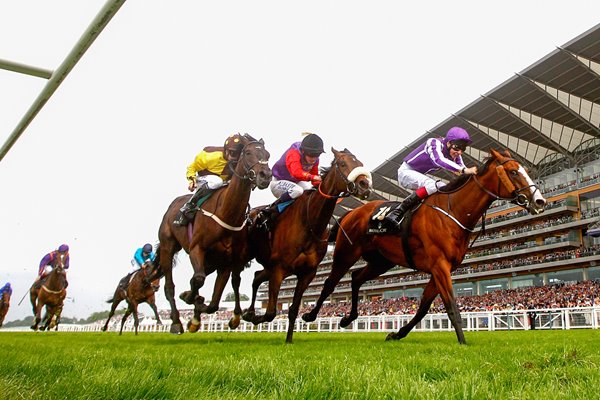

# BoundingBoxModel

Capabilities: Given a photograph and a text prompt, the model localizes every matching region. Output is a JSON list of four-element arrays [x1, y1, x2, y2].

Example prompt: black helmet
[[142, 243, 153, 253], [300, 133, 324, 156]]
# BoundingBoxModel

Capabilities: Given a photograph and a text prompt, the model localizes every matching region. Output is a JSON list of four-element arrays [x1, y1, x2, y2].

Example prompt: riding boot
[[174, 182, 211, 226], [384, 192, 422, 228], [257, 192, 293, 230]]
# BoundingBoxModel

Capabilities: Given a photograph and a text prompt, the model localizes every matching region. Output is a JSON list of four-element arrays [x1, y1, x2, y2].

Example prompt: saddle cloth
[[367, 201, 401, 234]]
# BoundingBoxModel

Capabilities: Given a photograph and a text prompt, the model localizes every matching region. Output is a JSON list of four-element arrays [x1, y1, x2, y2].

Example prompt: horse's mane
[[242, 133, 258, 143], [438, 149, 508, 192]]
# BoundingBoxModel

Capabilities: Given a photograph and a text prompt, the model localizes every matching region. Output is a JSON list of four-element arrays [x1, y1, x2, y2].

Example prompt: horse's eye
[[510, 170, 518, 176]]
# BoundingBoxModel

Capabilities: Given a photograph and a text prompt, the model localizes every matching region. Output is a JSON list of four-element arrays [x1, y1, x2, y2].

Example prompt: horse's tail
[[328, 211, 351, 242], [106, 297, 114, 303]]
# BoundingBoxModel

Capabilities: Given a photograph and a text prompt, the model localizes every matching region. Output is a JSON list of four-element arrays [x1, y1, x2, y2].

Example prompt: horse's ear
[[331, 147, 336, 153], [259, 138, 264, 145]]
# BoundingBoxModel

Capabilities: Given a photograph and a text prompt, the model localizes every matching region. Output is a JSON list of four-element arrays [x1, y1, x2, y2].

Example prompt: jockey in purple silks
[[385, 127, 478, 227], [37, 244, 70, 278]]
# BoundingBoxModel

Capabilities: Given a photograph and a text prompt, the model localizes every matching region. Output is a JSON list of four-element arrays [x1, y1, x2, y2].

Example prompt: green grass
[[2, 330, 600, 399]]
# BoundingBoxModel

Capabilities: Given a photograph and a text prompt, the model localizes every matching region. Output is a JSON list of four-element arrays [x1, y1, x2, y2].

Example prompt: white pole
[[0, 0, 127, 162]]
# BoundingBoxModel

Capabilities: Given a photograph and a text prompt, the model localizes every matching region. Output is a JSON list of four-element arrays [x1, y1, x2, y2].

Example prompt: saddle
[[366, 201, 419, 270], [253, 199, 294, 233]]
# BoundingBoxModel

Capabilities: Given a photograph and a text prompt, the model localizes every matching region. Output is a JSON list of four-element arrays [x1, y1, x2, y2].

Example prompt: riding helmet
[[445, 127, 472, 144], [300, 133, 324, 156], [224, 133, 244, 153], [142, 243, 153, 253], [58, 244, 69, 253]]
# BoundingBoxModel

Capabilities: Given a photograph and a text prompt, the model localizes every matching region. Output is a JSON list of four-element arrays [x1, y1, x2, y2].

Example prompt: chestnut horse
[[0, 285, 11, 328], [30, 255, 68, 331], [242, 148, 372, 343], [156, 134, 272, 334], [102, 263, 162, 335], [302, 149, 546, 344]]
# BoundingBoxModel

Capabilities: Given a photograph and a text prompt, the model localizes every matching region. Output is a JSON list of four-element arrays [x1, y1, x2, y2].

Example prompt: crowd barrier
[[49, 306, 600, 333]]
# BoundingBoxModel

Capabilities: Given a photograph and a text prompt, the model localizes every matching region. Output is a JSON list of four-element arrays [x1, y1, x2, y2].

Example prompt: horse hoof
[[228, 315, 240, 330], [241, 312, 254, 323], [169, 323, 184, 334], [301, 312, 316, 323], [187, 318, 200, 333], [385, 333, 396, 341], [339, 318, 351, 328]]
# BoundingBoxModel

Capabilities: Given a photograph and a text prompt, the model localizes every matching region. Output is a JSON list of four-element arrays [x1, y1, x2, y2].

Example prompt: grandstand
[[257, 22, 600, 310]]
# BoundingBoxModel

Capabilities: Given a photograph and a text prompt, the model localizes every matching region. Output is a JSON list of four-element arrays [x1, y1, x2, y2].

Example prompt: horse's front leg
[[181, 246, 207, 305], [387, 278, 438, 341], [431, 264, 466, 345], [30, 302, 43, 331], [242, 268, 269, 322], [131, 302, 140, 335], [119, 307, 132, 335], [286, 270, 317, 343], [250, 269, 283, 325], [340, 263, 382, 328], [148, 298, 162, 325]]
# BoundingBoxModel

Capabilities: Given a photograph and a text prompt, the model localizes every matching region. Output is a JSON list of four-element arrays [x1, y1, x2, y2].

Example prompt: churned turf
[[1, 330, 599, 399]]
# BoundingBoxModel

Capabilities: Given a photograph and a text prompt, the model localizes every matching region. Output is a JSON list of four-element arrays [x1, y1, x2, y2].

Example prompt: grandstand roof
[[337, 23, 600, 215]]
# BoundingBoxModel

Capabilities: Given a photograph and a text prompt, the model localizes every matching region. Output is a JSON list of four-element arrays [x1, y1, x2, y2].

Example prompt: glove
[[187, 178, 197, 192], [310, 175, 322, 186]]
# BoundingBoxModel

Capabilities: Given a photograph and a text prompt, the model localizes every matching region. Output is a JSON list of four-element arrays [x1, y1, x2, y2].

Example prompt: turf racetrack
[[2, 330, 599, 399]]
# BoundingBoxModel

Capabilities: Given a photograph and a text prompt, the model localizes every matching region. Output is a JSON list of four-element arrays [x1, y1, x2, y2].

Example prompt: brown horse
[[301, 149, 547, 344], [102, 263, 162, 335], [0, 284, 11, 328], [30, 255, 68, 331], [242, 148, 372, 343], [156, 134, 272, 334]]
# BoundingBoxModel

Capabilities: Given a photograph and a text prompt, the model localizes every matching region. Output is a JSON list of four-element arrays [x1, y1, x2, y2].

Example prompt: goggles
[[450, 142, 467, 152]]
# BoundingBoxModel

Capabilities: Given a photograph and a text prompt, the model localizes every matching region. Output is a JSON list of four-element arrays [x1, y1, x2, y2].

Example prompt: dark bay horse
[[0, 285, 11, 328], [156, 134, 272, 334], [302, 149, 547, 344], [102, 263, 162, 335], [242, 148, 372, 343], [30, 255, 68, 331]]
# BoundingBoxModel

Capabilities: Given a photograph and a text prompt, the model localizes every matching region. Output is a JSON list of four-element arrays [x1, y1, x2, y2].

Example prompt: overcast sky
[[2, 1, 600, 322]]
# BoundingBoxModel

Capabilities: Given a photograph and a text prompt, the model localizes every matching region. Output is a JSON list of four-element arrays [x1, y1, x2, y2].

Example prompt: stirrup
[[173, 211, 189, 226]]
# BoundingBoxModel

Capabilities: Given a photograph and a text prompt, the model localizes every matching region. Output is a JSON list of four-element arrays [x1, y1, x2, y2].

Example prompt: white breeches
[[397, 162, 444, 196], [269, 179, 312, 199]]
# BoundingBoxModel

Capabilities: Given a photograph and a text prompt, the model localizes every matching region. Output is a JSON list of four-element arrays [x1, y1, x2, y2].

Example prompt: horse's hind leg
[[102, 297, 122, 332], [387, 278, 438, 341]]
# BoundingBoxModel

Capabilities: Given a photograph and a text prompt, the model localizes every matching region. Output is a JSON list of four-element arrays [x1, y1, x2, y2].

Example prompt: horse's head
[[323, 148, 372, 200], [232, 134, 272, 190], [484, 149, 546, 215]]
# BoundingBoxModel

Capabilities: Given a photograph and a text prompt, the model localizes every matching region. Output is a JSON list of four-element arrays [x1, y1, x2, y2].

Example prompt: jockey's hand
[[311, 175, 322, 186], [463, 166, 478, 175], [187, 179, 197, 192]]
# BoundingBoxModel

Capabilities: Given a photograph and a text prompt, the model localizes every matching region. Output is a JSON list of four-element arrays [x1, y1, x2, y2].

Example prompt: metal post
[[0, 0, 127, 162]]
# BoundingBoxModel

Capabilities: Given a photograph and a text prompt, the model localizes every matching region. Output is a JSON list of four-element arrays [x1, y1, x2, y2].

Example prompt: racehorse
[[155, 133, 272, 334], [301, 149, 546, 344], [102, 262, 162, 335], [0, 287, 10, 328], [30, 254, 68, 331], [242, 148, 372, 343]]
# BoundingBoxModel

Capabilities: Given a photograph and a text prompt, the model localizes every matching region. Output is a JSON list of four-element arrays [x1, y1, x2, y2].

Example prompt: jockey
[[174, 133, 245, 226], [0, 282, 11, 297], [385, 126, 478, 227], [258, 132, 324, 226], [118, 243, 156, 292], [37, 244, 70, 280]]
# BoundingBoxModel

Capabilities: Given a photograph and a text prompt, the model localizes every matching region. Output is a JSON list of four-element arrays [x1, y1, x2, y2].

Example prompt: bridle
[[316, 155, 372, 200], [472, 157, 539, 209], [228, 140, 269, 186]]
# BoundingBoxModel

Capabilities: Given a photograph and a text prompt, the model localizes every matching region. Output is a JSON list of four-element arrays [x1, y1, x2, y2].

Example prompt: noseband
[[228, 141, 269, 185]]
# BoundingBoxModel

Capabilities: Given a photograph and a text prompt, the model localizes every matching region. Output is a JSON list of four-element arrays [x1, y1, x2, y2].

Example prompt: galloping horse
[[30, 255, 68, 331], [302, 149, 546, 344], [156, 134, 272, 334], [102, 262, 162, 335], [0, 285, 11, 328], [242, 148, 372, 343]]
